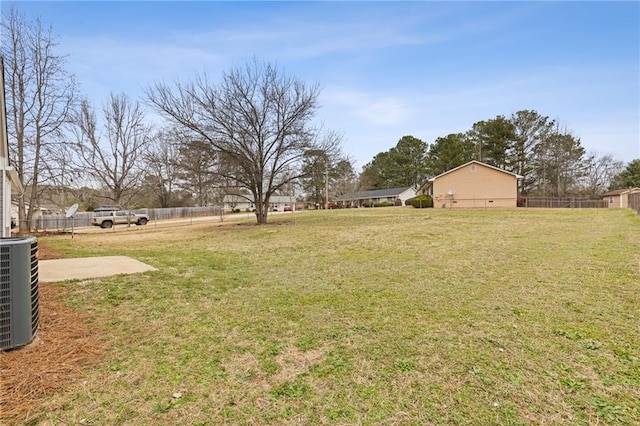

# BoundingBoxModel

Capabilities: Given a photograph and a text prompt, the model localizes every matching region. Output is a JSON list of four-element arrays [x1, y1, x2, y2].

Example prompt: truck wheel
[[137, 218, 148, 225], [101, 220, 113, 229]]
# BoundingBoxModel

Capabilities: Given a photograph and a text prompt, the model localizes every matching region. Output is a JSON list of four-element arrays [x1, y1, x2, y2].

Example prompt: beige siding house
[[601, 188, 640, 208], [338, 187, 416, 208], [223, 194, 295, 212], [420, 161, 521, 208]]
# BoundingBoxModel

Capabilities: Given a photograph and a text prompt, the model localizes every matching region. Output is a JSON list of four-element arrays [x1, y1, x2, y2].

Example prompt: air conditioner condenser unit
[[0, 236, 39, 350]]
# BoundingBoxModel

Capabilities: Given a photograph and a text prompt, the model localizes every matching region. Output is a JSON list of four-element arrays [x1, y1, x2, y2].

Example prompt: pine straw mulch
[[0, 243, 105, 423]]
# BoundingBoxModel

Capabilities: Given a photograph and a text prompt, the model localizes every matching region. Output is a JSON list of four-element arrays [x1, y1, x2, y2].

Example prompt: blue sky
[[5, 1, 639, 168]]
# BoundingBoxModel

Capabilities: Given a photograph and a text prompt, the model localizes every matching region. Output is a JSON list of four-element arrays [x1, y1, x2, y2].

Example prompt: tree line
[[2, 9, 638, 229], [361, 112, 638, 199]]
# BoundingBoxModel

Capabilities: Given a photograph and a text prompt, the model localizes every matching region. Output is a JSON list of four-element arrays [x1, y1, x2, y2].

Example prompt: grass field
[[15, 208, 640, 424]]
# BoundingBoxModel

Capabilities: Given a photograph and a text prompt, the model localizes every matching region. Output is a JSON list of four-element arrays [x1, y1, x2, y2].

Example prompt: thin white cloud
[[169, 22, 422, 61], [63, 35, 227, 100], [322, 89, 413, 127], [161, 3, 534, 61]]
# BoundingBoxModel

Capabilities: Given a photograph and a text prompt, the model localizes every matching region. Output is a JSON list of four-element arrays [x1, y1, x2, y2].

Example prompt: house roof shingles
[[338, 187, 413, 201], [602, 188, 640, 196]]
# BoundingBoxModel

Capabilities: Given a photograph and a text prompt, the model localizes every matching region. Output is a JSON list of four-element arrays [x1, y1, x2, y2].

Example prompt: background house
[[338, 187, 416, 208], [223, 194, 295, 212], [601, 188, 640, 208], [419, 160, 521, 208]]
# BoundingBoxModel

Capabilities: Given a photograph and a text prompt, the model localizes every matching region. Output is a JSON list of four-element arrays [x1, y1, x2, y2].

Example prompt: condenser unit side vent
[[30, 241, 39, 336], [0, 245, 11, 348]]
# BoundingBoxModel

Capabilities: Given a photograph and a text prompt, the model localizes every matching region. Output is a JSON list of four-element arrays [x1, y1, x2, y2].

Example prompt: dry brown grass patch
[[274, 345, 325, 381], [36, 240, 66, 260]]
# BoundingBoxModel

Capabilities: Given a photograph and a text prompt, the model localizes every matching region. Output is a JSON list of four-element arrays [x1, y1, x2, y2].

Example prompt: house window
[[470, 165, 477, 172], [609, 197, 613, 204]]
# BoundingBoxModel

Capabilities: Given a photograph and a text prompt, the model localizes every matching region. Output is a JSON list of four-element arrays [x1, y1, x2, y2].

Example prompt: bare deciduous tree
[[332, 158, 361, 206], [532, 123, 587, 197], [581, 152, 624, 198], [508, 110, 554, 194], [2, 7, 77, 231], [175, 138, 219, 207], [38, 139, 80, 211], [300, 130, 347, 207], [147, 59, 321, 224], [73, 93, 150, 206], [143, 128, 181, 208]]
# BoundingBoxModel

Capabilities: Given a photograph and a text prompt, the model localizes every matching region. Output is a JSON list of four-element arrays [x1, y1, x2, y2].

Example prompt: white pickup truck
[[92, 211, 149, 228]]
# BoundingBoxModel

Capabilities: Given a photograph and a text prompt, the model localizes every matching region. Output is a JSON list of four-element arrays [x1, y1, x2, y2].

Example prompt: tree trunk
[[255, 201, 268, 224], [18, 197, 27, 234]]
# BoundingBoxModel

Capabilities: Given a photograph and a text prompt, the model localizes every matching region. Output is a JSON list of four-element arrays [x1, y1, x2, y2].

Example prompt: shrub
[[373, 202, 394, 208], [405, 195, 433, 208]]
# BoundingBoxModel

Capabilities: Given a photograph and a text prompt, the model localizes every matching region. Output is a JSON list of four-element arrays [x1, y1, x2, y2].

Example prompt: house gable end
[[430, 161, 518, 208]]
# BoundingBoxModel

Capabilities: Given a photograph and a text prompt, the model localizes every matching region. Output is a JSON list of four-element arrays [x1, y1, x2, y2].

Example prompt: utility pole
[[324, 167, 329, 209]]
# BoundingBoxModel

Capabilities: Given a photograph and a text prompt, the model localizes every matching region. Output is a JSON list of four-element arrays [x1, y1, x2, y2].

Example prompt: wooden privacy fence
[[524, 197, 607, 209], [29, 206, 225, 232], [629, 193, 640, 216]]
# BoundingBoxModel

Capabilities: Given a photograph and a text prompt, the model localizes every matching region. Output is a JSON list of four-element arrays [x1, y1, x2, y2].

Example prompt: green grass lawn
[[32, 208, 640, 424]]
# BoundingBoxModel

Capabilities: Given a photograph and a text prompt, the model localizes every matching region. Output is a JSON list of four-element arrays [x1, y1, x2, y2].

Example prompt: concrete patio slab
[[39, 256, 157, 282]]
